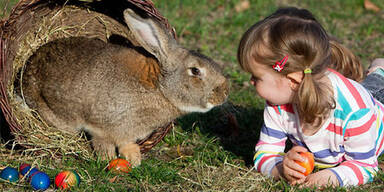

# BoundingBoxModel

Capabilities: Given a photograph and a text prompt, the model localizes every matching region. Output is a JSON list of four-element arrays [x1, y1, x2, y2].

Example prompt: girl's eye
[[190, 67, 201, 76]]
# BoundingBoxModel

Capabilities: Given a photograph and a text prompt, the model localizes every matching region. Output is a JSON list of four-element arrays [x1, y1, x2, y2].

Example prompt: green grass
[[1, 0, 384, 191]]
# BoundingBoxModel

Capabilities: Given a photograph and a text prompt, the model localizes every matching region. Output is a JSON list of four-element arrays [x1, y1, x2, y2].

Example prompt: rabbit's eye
[[190, 67, 201, 76]]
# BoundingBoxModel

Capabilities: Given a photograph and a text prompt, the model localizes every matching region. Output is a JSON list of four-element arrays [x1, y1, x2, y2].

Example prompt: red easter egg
[[107, 158, 132, 173], [19, 163, 31, 172], [295, 152, 315, 176], [55, 170, 80, 189]]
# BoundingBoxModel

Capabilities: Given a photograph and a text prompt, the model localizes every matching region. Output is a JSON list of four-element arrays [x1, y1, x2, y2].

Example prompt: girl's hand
[[302, 169, 339, 187], [282, 146, 308, 183]]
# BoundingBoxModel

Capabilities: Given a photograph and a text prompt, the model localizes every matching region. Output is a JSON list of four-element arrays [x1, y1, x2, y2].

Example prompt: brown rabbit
[[22, 9, 229, 166]]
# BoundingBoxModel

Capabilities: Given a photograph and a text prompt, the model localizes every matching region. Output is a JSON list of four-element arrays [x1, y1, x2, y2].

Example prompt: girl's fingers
[[282, 161, 306, 181], [283, 146, 311, 182], [303, 179, 315, 187], [290, 178, 305, 185], [288, 160, 306, 173], [287, 150, 305, 162], [285, 154, 306, 173], [285, 166, 305, 179]]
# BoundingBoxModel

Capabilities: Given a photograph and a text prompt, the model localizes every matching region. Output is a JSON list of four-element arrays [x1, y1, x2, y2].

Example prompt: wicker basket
[[0, 0, 175, 158]]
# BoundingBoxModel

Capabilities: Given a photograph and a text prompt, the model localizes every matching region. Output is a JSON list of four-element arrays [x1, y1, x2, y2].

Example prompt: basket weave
[[0, 0, 175, 157]]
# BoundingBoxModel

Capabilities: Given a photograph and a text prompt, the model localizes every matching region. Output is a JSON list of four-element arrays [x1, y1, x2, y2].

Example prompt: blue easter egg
[[20, 166, 31, 176], [30, 171, 50, 191], [24, 167, 39, 181], [0, 167, 19, 182]]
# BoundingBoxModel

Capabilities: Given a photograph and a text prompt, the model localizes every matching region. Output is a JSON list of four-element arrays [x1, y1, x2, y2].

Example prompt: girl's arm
[[304, 108, 379, 187], [255, 104, 305, 182], [254, 122, 286, 176], [329, 109, 379, 186]]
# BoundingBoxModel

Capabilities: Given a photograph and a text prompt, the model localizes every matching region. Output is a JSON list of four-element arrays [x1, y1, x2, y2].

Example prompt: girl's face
[[248, 60, 296, 105]]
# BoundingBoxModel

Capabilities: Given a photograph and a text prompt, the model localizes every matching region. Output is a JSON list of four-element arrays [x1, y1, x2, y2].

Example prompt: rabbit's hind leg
[[23, 78, 78, 133], [34, 99, 79, 134], [118, 142, 141, 167]]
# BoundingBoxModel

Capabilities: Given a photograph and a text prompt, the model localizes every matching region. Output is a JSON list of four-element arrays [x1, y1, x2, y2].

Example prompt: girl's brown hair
[[237, 7, 363, 125]]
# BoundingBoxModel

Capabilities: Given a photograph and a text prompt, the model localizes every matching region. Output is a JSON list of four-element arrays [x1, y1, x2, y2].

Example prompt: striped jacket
[[254, 69, 384, 186]]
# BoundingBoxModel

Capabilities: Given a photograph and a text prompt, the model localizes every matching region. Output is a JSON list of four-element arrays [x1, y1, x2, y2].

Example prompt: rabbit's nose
[[222, 80, 230, 97], [209, 79, 229, 105]]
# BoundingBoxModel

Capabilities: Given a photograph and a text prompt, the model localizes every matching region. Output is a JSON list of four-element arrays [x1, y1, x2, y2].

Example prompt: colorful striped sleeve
[[329, 108, 379, 186], [254, 104, 287, 176]]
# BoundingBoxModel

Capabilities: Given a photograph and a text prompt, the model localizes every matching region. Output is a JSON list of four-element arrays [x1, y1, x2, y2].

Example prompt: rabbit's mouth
[[178, 103, 215, 113]]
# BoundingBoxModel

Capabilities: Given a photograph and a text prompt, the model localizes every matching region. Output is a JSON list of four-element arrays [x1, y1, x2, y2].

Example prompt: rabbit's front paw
[[92, 138, 117, 160], [119, 143, 141, 167]]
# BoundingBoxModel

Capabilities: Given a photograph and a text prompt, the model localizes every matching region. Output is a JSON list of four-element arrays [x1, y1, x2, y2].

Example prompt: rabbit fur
[[22, 9, 229, 166]]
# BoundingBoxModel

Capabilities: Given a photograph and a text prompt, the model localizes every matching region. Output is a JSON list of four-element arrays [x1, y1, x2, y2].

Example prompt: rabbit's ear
[[123, 9, 174, 62]]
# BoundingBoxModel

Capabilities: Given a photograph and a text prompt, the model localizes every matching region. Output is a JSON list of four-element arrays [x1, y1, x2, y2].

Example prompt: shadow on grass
[[0, 108, 15, 144], [177, 102, 264, 166]]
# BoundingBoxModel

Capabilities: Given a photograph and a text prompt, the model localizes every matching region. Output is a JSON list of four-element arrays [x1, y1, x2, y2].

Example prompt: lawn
[[1, 0, 384, 191]]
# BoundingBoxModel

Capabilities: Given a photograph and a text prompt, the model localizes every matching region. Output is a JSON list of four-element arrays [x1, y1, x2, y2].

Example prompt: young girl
[[237, 7, 384, 187]]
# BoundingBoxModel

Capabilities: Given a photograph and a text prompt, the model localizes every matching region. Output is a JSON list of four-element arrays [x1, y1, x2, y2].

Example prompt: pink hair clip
[[272, 55, 289, 72]]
